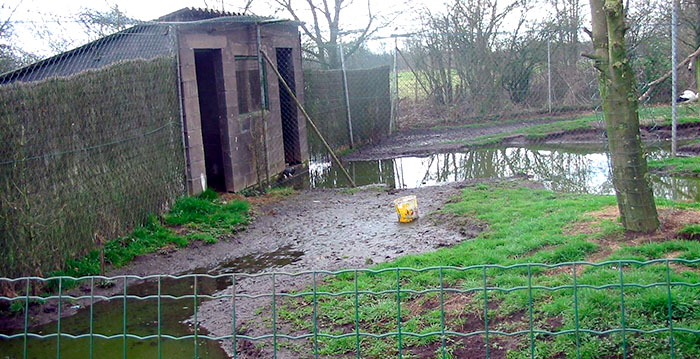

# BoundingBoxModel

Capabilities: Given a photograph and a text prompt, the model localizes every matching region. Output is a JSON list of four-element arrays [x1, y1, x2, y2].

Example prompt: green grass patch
[[648, 156, 700, 177], [453, 105, 700, 147], [277, 181, 700, 358], [53, 189, 249, 278], [266, 186, 297, 197]]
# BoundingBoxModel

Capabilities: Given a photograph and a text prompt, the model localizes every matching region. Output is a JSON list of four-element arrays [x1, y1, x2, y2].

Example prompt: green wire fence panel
[[1, 259, 699, 359]]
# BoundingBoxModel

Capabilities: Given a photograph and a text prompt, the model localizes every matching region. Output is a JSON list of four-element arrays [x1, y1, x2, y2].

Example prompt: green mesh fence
[[1, 259, 698, 358]]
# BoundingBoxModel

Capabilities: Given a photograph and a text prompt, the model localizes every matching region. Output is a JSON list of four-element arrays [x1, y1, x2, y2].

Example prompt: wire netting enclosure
[[1, 259, 698, 358], [0, 56, 185, 278], [304, 66, 391, 157]]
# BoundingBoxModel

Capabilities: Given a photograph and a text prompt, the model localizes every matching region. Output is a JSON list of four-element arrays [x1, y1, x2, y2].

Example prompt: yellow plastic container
[[394, 195, 419, 223]]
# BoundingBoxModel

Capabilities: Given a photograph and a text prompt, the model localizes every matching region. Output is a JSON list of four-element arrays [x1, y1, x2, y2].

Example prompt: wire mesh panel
[[0, 27, 185, 278], [295, 1, 700, 204], [1, 259, 699, 358]]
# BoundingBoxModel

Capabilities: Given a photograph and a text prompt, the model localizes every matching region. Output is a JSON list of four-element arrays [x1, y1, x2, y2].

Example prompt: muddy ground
[[1, 178, 491, 354], [195, 181, 488, 358], [346, 120, 700, 161]]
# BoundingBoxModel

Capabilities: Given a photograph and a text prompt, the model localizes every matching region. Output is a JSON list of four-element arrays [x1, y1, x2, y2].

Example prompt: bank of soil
[[346, 120, 700, 161]]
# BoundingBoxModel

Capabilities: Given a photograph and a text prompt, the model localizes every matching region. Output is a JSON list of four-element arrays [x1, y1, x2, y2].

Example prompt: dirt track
[[193, 182, 487, 358]]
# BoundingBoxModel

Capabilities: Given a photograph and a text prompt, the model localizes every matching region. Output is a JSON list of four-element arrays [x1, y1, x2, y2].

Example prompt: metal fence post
[[339, 42, 355, 149], [390, 36, 399, 135], [547, 40, 552, 113], [671, 0, 679, 157]]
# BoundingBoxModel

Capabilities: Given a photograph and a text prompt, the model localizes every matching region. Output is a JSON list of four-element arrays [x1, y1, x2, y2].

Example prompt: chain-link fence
[[298, 1, 700, 203], [0, 25, 186, 279]]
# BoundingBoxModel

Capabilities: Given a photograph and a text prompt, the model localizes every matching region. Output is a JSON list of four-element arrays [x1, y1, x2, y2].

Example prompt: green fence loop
[[396, 268, 403, 359], [89, 277, 95, 359], [23, 278, 30, 359], [157, 276, 162, 359], [272, 272, 278, 359], [122, 276, 127, 359], [572, 265, 581, 359], [482, 266, 489, 359], [193, 276, 199, 359], [618, 262, 627, 359], [665, 260, 675, 359], [56, 277, 62, 359], [527, 264, 535, 359], [354, 269, 361, 358], [439, 267, 446, 359], [312, 272, 319, 359], [232, 274, 237, 359]]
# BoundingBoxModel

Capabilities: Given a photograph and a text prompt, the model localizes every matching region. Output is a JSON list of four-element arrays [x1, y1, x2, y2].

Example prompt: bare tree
[[0, 1, 38, 72], [406, 0, 530, 115], [270, 0, 396, 69], [77, 5, 138, 41], [585, 0, 659, 232]]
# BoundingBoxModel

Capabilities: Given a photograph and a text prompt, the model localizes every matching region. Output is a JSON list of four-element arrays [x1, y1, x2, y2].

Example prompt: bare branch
[[638, 45, 700, 102]]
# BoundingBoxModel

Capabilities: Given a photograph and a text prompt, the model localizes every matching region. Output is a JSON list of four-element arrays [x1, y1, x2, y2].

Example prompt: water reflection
[[308, 147, 700, 202]]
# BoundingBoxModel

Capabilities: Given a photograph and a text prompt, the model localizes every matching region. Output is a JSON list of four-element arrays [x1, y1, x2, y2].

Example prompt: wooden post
[[260, 50, 356, 187]]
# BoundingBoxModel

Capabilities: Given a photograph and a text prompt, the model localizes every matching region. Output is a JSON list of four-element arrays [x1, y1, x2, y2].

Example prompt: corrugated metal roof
[[157, 7, 247, 22]]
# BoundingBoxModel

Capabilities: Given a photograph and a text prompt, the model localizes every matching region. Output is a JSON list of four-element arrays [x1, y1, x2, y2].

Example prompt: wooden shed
[[0, 7, 309, 194]]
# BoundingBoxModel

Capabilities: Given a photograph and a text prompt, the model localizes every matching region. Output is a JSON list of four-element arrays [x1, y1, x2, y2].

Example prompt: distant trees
[[0, 2, 38, 73], [267, 0, 407, 69], [77, 5, 137, 41], [405, 0, 540, 115]]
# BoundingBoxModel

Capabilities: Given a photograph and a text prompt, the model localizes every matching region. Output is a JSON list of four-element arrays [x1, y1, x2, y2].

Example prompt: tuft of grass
[[679, 224, 700, 241], [648, 156, 700, 177], [450, 104, 700, 148], [267, 186, 297, 197], [53, 191, 249, 278]]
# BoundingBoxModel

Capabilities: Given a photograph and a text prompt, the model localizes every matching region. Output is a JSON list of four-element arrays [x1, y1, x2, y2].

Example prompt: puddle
[[307, 145, 700, 202], [0, 246, 304, 359]]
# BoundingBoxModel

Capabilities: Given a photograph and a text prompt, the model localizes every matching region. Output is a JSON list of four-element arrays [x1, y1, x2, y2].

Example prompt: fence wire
[[0, 25, 186, 279], [0, 259, 699, 358], [299, 1, 700, 204]]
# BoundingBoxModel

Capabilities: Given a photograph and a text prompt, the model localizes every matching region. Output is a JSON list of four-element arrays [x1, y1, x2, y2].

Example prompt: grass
[[648, 157, 700, 177], [52, 189, 249, 278], [450, 104, 700, 147], [273, 181, 700, 359]]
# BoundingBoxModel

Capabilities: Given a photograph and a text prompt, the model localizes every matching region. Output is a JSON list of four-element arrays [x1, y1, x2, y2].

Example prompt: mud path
[[190, 182, 483, 358]]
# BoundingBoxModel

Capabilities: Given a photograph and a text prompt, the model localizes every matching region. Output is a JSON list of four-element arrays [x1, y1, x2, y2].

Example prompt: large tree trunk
[[588, 0, 659, 232]]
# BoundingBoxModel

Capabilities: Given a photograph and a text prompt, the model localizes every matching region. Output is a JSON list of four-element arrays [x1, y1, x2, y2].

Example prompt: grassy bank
[[649, 157, 700, 178], [273, 181, 700, 358], [452, 105, 700, 147], [53, 189, 250, 278]]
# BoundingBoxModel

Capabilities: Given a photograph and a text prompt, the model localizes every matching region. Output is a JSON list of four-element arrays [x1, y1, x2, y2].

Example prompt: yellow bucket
[[394, 195, 419, 223]]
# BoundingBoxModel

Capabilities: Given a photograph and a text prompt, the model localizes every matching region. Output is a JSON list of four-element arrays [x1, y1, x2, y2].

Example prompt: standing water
[[308, 146, 700, 201], [0, 246, 303, 359]]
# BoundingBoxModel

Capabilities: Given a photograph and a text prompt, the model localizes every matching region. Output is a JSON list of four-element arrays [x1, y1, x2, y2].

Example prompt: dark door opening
[[194, 49, 228, 191], [276, 48, 302, 166]]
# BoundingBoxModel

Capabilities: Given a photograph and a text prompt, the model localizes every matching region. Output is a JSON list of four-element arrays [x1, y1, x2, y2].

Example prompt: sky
[[2, 0, 566, 59]]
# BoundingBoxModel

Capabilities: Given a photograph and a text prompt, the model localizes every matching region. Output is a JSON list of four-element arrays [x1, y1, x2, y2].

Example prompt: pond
[[307, 145, 700, 202], [0, 246, 304, 359]]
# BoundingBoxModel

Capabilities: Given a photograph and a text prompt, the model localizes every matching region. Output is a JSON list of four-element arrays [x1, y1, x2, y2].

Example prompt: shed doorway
[[276, 48, 302, 165], [194, 49, 228, 191]]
